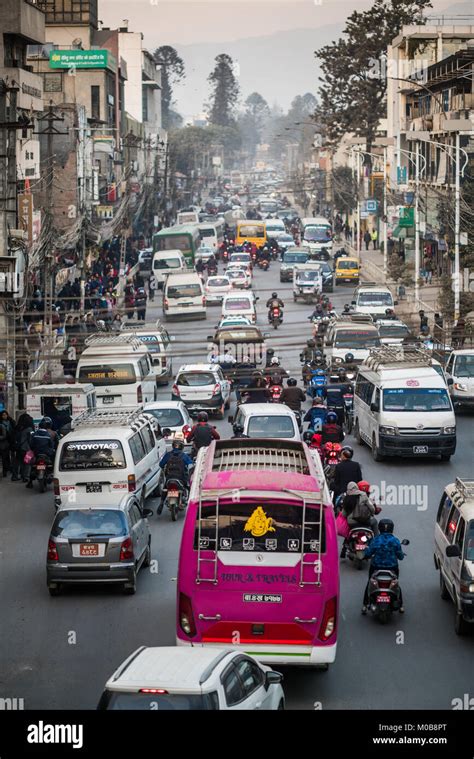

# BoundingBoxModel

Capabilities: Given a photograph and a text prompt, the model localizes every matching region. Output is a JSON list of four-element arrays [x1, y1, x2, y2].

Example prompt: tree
[[207, 54, 240, 127], [238, 92, 269, 157], [169, 125, 241, 177], [153, 46, 185, 130], [315, 0, 432, 156]]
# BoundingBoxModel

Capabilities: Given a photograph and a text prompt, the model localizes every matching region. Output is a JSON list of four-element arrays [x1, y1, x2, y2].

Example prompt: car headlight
[[454, 382, 468, 391], [333, 357, 343, 364], [380, 426, 396, 436], [443, 426, 456, 435], [346, 372, 355, 381]]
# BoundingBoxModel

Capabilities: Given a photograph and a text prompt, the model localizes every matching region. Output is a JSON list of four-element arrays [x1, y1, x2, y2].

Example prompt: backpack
[[351, 494, 372, 524], [164, 454, 186, 482]]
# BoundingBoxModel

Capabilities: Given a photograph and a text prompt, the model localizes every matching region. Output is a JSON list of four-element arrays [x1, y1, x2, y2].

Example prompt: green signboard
[[398, 207, 414, 228], [50, 49, 111, 70]]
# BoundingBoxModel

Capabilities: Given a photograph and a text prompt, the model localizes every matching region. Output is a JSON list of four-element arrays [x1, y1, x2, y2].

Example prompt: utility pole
[[454, 131, 460, 323], [414, 141, 420, 311], [382, 146, 388, 278]]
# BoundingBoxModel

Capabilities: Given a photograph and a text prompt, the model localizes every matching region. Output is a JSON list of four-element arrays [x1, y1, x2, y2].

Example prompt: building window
[[91, 85, 100, 121], [37, 0, 98, 28], [43, 73, 62, 93]]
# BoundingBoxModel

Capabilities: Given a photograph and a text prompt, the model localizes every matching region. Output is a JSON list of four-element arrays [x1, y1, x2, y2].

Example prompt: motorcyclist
[[332, 446, 363, 499], [187, 412, 220, 452], [159, 437, 194, 489], [309, 303, 324, 321], [266, 292, 284, 323], [340, 480, 379, 558], [362, 519, 405, 614], [306, 366, 327, 400], [321, 411, 344, 444], [300, 339, 317, 365], [323, 371, 352, 425], [26, 418, 56, 489], [266, 357, 289, 385], [231, 424, 249, 439], [279, 378, 306, 412], [207, 254, 217, 273], [243, 372, 271, 404], [304, 398, 327, 432]]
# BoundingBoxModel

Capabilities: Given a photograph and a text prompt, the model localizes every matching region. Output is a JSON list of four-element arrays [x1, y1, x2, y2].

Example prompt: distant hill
[[171, 24, 344, 116]]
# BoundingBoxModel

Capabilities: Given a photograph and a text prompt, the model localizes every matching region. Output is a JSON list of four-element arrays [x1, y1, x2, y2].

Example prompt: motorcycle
[[322, 442, 342, 485], [158, 477, 187, 522], [271, 247, 279, 261], [258, 258, 270, 271], [33, 454, 54, 493], [269, 383, 283, 403], [222, 249, 229, 264], [269, 306, 283, 330], [345, 527, 374, 570], [207, 263, 217, 277], [251, 250, 258, 266], [367, 540, 409, 623]]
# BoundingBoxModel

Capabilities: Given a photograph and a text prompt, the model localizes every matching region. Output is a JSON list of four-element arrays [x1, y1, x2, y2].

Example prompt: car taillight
[[53, 478, 59, 496], [318, 596, 337, 641], [182, 424, 191, 438], [164, 298, 169, 309], [120, 537, 134, 561], [273, 308, 279, 315], [212, 383, 221, 396], [179, 592, 196, 637], [137, 386, 142, 403], [172, 384, 180, 396], [128, 474, 136, 492], [48, 540, 59, 562]]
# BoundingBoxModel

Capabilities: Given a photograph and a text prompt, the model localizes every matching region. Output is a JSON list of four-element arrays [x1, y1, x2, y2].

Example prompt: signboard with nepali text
[[49, 49, 115, 71]]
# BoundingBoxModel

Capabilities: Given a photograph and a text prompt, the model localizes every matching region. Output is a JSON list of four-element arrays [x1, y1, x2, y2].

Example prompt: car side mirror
[[228, 415, 234, 424], [401, 539, 410, 546], [393, 300, 399, 306], [142, 508, 154, 519], [265, 671, 283, 690], [370, 402, 379, 413], [351, 300, 356, 305], [446, 377, 454, 385], [446, 544, 461, 558]]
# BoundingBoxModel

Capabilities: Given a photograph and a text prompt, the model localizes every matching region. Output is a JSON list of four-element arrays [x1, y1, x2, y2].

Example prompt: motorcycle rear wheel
[[377, 609, 390, 624], [39, 478, 46, 493], [170, 501, 178, 522]]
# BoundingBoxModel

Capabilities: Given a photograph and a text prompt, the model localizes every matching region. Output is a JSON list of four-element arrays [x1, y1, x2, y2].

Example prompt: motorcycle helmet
[[345, 352, 354, 363], [197, 411, 209, 423], [326, 411, 338, 423], [315, 369, 325, 377], [271, 292, 278, 299], [270, 357, 280, 366], [379, 518, 395, 534], [303, 430, 313, 443], [358, 480, 371, 494], [343, 304, 351, 313], [315, 304, 323, 313], [341, 445, 353, 458], [287, 377, 297, 386], [40, 416, 53, 429], [307, 339, 315, 348]]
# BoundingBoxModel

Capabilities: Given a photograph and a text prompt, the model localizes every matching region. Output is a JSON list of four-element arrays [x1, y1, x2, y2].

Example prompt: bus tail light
[[137, 385, 143, 403], [179, 593, 196, 637], [128, 474, 136, 492], [318, 597, 337, 641]]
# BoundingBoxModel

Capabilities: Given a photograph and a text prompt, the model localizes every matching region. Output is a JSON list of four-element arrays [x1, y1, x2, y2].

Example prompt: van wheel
[[439, 572, 450, 600], [123, 570, 137, 595], [354, 420, 363, 446], [454, 607, 470, 636], [371, 436, 384, 462]]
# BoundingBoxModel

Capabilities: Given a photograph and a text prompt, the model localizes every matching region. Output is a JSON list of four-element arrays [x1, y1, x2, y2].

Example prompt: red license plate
[[376, 594, 390, 603], [80, 544, 99, 556], [168, 490, 179, 497]]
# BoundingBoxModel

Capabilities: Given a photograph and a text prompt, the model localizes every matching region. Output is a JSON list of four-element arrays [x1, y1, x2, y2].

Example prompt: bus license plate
[[86, 483, 102, 493], [413, 445, 428, 454], [243, 593, 282, 603]]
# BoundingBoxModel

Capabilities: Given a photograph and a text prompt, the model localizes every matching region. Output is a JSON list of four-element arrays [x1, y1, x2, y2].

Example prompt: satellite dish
[[72, 38, 83, 49]]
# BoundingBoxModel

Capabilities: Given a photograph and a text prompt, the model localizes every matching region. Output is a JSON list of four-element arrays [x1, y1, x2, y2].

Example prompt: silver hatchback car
[[46, 495, 153, 596]]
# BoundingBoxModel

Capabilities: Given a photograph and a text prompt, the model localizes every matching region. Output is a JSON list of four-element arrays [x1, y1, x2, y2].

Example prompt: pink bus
[[177, 439, 339, 668]]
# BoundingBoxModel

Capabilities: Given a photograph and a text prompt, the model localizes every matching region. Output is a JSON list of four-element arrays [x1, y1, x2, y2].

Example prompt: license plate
[[37, 464, 46, 470], [168, 490, 179, 497], [413, 445, 428, 454], [376, 594, 390, 603], [243, 593, 282, 603], [86, 483, 102, 493], [102, 396, 115, 404], [356, 544, 366, 550], [80, 544, 99, 556]]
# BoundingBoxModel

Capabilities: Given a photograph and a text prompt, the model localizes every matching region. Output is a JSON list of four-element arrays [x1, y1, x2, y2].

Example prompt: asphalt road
[[1, 260, 473, 710]]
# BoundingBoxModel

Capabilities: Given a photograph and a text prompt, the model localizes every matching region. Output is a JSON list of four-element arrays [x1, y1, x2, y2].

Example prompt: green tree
[[169, 125, 241, 177], [238, 92, 270, 157], [315, 0, 431, 157], [207, 54, 240, 127], [153, 46, 185, 130]]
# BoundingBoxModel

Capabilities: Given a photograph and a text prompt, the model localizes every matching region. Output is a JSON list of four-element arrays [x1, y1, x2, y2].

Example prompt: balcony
[[3, 0, 45, 45], [0, 68, 43, 110]]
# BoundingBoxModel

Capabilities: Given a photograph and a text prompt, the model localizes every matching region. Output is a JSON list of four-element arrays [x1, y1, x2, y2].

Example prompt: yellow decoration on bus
[[244, 507, 275, 537]]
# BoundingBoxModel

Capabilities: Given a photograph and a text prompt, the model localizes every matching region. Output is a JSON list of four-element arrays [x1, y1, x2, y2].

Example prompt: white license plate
[[243, 593, 282, 603], [37, 464, 46, 470], [355, 544, 366, 550], [376, 594, 391, 603], [86, 483, 102, 493], [413, 445, 428, 454], [102, 396, 115, 404], [168, 490, 179, 497]]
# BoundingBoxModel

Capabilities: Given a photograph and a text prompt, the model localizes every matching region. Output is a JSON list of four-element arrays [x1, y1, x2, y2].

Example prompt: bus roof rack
[[84, 334, 145, 349], [455, 478, 474, 500], [210, 438, 309, 474], [365, 346, 433, 371], [71, 408, 146, 429]]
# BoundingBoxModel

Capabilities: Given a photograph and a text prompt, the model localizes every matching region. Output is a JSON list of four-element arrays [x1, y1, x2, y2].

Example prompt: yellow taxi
[[335, 256, 360, 285]]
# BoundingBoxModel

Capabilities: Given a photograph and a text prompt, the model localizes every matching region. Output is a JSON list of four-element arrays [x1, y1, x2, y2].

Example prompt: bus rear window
[[78, 364, 136, 385], [59, 440, 126, 471], [194, 502, 325, 553], [238, 225, 265, 238], [158, 235, 191, 252]]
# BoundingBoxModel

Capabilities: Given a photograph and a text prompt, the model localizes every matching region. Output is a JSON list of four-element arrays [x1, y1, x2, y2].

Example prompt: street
[[1, 261, 472, 711]]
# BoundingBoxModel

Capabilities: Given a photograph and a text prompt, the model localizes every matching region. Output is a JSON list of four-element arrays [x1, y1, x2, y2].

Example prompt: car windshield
[[276, 234, 293, 242], [78, 364, 136, 386], [297, 270, 319, 281], [227, 271, 245, 279], [465, 520, 474, 561], [283, 253, 308, 264], [52, 509, 127, 539], [304, 227, 331, 242], [145, 407, 184, 427], [225, 299, 252, 310], [382, 388, 452, 411], [358, 292, 393, 306], [177, 372, 215, 387], [102, 692, 218, 710], [194, 501, 325, 553], [208, 278, 229, 288], [59, 440, 126, 470], [454, 355, 474, 377], [247, 415, 296, 438], [230, 254, 250, 262], [153, 258, 181, 269], [334, 330, 380, 349], [157, 235, 191, 253], [167, 284, 202, 298], [378, 324, 410, 338], [338, 260, 358, 270]]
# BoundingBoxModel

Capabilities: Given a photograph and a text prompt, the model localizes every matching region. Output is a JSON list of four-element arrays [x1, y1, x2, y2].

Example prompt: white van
[[351, 284, 397, 318], [324, 314, 381, 368], [301, 217, 333, 255], [152, 249, 187, 287], [27, 383, 96, 428], [120, 321, 173, 385], [221, 292, 257, 324], [163, 272, 206, 320], [177, 211, 200, 225], [264, 219, 286, 237], [76, 335, 157, 407], [445, 349, 474, 410], [54, 409, 166, 509], [229, 403, 301, 442], [353, 346, 456, 462]]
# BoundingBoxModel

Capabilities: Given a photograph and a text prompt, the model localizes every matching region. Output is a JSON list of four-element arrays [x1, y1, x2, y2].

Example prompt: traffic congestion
[[2, 176, 473, 714]]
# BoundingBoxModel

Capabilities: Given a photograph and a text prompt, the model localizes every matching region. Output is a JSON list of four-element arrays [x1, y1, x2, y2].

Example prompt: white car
[[195, 245, 214, 263], [143, 400, 193, 447], [445, 349, 474, 410], [376, 319, 412, 345], [205, 275, 232, 305], [172, 363, 232, 419], [98, 646, 285, 710], [226, 266, 252, 289], [229, 252, 252, 270], [221, 293, 257, 324], [229, 403, 301, 442]]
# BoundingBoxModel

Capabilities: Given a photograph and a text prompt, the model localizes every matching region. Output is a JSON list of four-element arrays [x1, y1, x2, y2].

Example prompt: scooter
[[322, 442, 342, 485], [366, 540, 409, 624], [259, 258, 270, 271], [269, 306, 283, 330], [269, 383, 283, 402], [343, 393, 354, 433], [158, 477, 187, 522], [345, 527, 374, 570], [32, 454, 54, 493]]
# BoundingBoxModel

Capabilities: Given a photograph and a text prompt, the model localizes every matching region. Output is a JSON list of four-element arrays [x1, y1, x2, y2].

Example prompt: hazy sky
[[100, 0, 458, 46]]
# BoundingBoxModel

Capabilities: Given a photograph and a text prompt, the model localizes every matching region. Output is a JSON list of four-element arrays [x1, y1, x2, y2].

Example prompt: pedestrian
[[418, 310, 428, 331], [363, 230, 371, 251], [452, 318, 466, 349], [371, 229, 378, 249], [135, 287, 147, 321], [11, 413, 34, 481], [424, 256, 433, 285], [148, 274, 157, 302], [0, 411, 14, 477]]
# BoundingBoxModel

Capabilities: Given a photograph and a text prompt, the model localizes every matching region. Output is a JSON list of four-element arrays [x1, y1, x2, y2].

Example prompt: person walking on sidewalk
[[371, 229, 378, 249], [363, 230, 371, 251], [423, 255, 433, 285]]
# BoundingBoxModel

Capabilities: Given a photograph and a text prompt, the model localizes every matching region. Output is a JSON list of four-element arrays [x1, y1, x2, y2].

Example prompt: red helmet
[[358, 480, 371, 494]]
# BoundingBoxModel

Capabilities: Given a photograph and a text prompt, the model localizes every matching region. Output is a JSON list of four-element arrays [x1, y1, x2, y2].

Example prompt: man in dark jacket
[[188, 412, 221, 452], [26, 419, 56, 488], [12, 413, 34, 481], [362, 519, 405, 613], [332, 446, 363, 498], [280, 378, 306, 412]]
